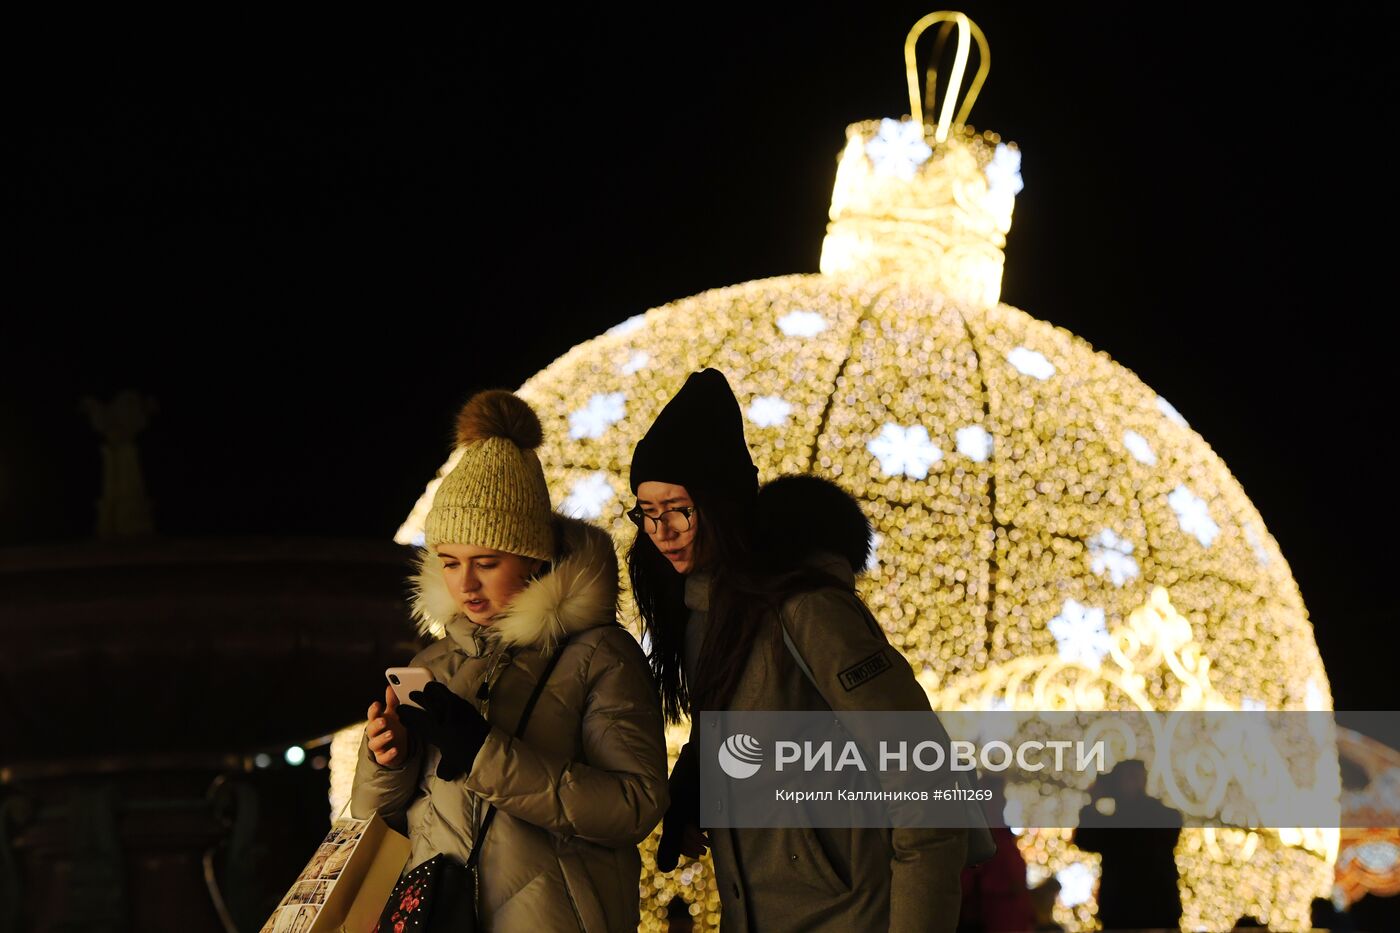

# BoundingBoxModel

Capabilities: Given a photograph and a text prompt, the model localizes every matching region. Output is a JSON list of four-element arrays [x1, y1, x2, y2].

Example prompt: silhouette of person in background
[[1029, 876, 1063, 932], [1074, 760, 1183, 931], [665, 894, 695, 932], [1310, 894, 1357, 931]]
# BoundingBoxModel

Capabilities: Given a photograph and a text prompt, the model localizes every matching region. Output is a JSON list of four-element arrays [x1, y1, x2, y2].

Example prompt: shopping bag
[[261, 811, 411, 933]]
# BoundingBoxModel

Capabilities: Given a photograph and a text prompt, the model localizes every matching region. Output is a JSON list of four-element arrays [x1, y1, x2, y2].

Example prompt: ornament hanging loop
[[904, 11, 990, 144]]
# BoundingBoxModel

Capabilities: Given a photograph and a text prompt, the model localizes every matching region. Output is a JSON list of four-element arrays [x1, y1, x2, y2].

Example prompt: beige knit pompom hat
[[423, 390, 556, 560]]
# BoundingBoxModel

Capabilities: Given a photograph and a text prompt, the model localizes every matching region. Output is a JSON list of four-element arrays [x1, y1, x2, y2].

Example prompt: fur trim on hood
[[410, 514, 620, 650], [755, 474, 875, 575]]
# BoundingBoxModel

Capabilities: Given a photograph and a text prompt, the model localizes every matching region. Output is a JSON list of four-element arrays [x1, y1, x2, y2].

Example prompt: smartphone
[[385, 666, 435, 709]]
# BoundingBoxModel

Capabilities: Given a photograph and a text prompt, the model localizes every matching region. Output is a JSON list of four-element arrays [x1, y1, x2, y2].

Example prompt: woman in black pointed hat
[[627, 368, 967, 933]]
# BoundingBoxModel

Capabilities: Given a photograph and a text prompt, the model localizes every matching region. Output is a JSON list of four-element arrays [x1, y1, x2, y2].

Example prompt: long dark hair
[[628, 484, 840, 723]]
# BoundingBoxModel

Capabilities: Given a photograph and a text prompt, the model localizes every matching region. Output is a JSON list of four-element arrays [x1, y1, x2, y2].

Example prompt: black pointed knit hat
[[629, 369, 758, 504]]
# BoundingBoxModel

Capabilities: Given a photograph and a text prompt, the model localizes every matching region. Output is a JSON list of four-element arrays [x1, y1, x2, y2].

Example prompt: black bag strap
[[465, 637, 570, 867]]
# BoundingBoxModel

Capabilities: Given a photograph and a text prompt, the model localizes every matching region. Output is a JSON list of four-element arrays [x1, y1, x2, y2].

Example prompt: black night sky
[[6, 4, 1396, 710]]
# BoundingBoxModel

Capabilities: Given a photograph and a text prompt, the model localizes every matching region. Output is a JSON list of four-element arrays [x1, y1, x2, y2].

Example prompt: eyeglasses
[[626, 504, 696, 535]]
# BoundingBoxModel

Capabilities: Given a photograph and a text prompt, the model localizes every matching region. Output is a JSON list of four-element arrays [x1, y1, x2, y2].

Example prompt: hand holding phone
[[366, 684, 408, 767], [385, 666, 435, 709]]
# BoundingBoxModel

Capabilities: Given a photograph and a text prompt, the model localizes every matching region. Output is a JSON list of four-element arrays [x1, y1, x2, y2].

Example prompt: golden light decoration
[[328, 724, 361, 819], [933, 585, 1338, 931], [932, 588, 1341, 843], [1332, 729, 1400, 911], [364, 10, 1341, 931]]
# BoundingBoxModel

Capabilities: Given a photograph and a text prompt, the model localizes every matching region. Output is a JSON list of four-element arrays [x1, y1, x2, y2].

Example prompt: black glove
[[656, 741, 701, 871], [398, 681, 492, 781]]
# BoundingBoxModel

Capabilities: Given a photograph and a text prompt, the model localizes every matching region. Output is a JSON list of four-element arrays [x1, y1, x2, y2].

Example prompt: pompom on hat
[[424, 390, 556, 559]]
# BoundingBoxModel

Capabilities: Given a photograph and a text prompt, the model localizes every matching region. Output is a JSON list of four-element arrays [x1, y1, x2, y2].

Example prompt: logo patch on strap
[[838, 651, 892, 691]]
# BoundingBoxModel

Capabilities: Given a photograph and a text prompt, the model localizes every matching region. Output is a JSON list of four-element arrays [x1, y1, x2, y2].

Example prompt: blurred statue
[[81, 390, 157, 537]]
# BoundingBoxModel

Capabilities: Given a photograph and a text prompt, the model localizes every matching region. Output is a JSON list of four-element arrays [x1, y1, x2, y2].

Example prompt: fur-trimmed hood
[[755, 474, 875, 575], [410, 514, 620, 650]]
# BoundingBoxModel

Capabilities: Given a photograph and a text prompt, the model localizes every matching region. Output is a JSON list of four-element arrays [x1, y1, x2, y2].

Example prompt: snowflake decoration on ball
[[562, 472, 614, 519], [1167, 484, 1219, 547], [1087, 529, 1139, 587], [864, 118, 933, 181], [619, 351, 649, 376], [1157, 395, 1190, 428], [955, 425, 994, 463], [1048, 599, 1113, 669], [776, 309, 828, 338], [868, 423, 942, 479], [984, 143, 1024, 197], [1122, 430, 1157, 466], [1056, 862, 1095, 907], [569, 392, 626, 440], [747, 395, 794, 428], [605, 314, 646, 337], [1007, 346, 1056, 380]]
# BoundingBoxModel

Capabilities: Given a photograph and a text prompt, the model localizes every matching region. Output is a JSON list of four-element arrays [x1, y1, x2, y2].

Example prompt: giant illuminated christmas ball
[[386, 13, 1337, 931]]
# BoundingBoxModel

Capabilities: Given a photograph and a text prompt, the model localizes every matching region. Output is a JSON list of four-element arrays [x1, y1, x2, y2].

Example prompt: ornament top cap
[[819, 11, 1021, 308], [903, 10, 991, 145]]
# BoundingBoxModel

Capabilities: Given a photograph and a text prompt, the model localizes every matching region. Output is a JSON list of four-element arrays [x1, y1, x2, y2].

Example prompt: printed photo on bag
[[321, 839, 357, 879], [262, 903, 317, 933], [286, 880, 330, 906], [331, 820, 367, 846], [303, 843, 338, 879]]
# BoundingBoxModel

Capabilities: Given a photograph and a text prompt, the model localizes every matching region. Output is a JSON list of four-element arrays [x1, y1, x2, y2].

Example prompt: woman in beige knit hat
[[351, 390, 669, 931]]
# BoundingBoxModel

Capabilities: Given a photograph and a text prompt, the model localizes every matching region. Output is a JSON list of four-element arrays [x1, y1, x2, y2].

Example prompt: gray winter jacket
[[684, 556, 967, 933], [351, 516, 668, 932]]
